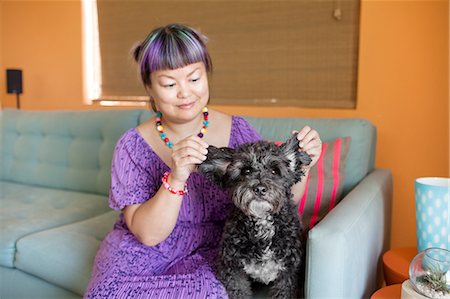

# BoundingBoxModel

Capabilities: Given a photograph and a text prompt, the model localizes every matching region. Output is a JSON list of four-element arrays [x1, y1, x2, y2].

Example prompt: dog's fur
[[198, 134, 311, 299]]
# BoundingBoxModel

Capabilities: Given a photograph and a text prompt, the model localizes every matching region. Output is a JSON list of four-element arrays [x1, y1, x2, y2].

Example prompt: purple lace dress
[[84, 116, 261, 299]]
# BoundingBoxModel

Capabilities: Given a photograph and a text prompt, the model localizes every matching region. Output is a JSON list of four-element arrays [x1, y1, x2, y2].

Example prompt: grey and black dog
[[198, 134, 311, 299]]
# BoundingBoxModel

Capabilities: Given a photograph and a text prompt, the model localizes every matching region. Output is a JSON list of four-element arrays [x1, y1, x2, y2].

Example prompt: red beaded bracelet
[[161, 172, 187, 196]]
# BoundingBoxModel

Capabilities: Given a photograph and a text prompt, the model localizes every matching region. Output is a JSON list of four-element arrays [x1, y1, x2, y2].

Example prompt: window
[[87, 0, 360, 108]]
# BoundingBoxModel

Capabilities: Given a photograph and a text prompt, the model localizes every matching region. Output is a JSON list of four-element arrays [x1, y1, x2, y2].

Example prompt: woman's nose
[[177, 82, 190, 98]]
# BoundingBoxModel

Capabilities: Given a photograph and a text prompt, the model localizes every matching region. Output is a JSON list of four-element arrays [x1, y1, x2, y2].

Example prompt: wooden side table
[[382, 247, 417, 285], [371, 284, 402, 299]]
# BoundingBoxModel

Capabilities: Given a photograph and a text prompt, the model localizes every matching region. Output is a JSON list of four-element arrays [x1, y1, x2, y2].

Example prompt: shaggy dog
[[198, 134, 311, 299]]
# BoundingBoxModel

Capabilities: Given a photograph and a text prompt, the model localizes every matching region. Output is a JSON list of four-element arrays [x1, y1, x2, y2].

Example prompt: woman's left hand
[[294, 126, 322, 170]]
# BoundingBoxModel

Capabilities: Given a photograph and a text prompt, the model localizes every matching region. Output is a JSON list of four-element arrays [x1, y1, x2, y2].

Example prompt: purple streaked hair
[[133, 23, 213, 88]]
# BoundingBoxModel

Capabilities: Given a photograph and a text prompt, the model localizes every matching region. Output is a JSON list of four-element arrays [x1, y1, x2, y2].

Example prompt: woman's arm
[[291, 168, 310, 205], [123, 135, 208, 247], [123, 175, 186, 246]]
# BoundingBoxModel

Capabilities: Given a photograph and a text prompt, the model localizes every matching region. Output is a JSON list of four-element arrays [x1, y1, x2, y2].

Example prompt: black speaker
[[6, 69, 23, 94]]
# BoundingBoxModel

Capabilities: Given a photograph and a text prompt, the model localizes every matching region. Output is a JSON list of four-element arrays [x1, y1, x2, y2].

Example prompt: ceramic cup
[[415, 177, 450, 252]]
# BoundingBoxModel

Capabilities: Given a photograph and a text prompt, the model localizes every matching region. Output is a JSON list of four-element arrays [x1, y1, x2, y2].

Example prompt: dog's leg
[[217, 268, 252, 299], [269, 269, 299, 299]]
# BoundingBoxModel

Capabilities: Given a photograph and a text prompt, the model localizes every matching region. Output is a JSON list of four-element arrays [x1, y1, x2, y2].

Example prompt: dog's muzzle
[[253, 185, 267, 197]]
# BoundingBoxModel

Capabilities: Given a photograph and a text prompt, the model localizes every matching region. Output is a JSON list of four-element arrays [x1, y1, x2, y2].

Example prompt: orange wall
[[1, 1, 84, 110], [1, 0, 449, 249]]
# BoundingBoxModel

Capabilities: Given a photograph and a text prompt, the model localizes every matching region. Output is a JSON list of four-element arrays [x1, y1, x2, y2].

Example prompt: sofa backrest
[[0, 109, 147, 196], [245, 117, 376, 195], [0, 109, 375, 197]]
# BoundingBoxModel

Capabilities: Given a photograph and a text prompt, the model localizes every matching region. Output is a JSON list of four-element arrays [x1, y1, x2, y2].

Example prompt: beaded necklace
[[156, 107, 209, 149]]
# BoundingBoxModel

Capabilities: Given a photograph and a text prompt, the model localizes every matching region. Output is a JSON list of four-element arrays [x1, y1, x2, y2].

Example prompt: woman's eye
[[163, 83, 175, 88], [191, 78, 200, 83]]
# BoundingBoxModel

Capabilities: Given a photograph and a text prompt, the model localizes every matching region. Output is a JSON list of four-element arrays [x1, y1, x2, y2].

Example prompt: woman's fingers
[[171, 135, 210, 178], [301, 138, 322, 152], [172, 146, 207, 164], [296, 126, 319, 149], [295, 126, 310, 140], [292, 126, 322, 169], [172, 135, 208, 154]]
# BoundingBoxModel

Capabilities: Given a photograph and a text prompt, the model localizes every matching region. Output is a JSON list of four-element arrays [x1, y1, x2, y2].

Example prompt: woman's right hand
[[170, 135, 209, 182]]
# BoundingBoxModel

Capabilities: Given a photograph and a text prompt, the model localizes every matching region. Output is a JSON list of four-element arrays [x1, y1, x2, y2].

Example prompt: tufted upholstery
[[1, 109, 148, 195]]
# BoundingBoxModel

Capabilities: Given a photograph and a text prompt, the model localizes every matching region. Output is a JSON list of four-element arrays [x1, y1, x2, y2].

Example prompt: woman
[[84, 23, 321, 298]]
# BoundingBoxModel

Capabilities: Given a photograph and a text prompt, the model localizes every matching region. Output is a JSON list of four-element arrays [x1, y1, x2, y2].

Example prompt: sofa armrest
[[304, 169, 393, 299]]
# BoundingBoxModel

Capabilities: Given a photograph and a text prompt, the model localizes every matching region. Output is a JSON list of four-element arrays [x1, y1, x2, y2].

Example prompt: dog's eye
[[242, 167, 252, 175], [271, 166, 281, 176]]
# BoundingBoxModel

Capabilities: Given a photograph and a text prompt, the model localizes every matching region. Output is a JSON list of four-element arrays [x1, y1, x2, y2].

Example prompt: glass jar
[[409, 247, 450, 298]]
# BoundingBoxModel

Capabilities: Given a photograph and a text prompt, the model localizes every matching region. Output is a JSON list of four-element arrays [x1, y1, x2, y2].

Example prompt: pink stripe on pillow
[[309, 142, 328, 228], [297, 136, 351, 229], [329, 138, 342, 211], [298, 172, 310, 214]]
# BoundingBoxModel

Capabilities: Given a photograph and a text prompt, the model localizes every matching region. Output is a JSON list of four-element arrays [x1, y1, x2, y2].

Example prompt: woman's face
[[148, 62, 209, 123]]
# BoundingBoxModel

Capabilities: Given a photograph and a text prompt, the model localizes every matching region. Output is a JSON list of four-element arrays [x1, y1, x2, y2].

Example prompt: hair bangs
[[137, 24, 212, 86]]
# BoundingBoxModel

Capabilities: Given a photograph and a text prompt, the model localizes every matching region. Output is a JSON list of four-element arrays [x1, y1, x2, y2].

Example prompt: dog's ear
[[198, 146, 234, 187], [281, 134, 312, 174]]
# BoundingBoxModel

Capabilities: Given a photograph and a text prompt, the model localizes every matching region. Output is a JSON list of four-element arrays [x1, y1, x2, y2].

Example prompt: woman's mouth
[[177, 102, 195, 110]]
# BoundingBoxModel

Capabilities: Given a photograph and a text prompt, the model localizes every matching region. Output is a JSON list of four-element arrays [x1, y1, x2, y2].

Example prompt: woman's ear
[[149, 97, 157, 112], [144, 86, 158, 112]]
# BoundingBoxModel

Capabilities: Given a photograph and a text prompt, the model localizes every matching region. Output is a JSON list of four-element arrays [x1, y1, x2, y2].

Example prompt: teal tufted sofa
[[0, 109, 392, 299]]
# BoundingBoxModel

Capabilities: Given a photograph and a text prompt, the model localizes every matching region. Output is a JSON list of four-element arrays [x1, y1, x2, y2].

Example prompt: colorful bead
[[156, 107, 209, 149], [161, 172, 187, 196]]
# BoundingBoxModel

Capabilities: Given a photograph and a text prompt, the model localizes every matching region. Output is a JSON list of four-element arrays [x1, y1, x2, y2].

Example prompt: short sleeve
[[109, 130, 158, 210], [230, 116, 262, 148]]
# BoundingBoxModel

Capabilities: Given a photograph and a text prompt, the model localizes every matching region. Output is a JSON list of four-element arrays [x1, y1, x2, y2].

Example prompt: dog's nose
[[253, 185, 267, 196]]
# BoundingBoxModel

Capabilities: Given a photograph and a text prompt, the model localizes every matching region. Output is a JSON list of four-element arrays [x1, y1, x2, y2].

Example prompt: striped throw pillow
[[297, 137, 351, 229]]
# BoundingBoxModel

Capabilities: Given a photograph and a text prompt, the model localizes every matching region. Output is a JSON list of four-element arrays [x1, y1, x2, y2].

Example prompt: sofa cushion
[[298, 137, 351, 229], [0, 109, 147, 195], [0, 181, 110, 268], [15, 211, 119, 296], [0, 267, 81, 299]]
